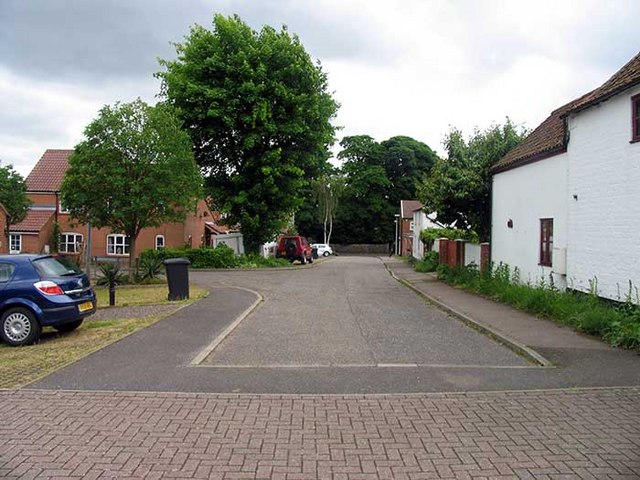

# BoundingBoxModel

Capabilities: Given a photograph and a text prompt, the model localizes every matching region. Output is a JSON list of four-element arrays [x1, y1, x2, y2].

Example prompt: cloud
[[1, 0, 639, 175]]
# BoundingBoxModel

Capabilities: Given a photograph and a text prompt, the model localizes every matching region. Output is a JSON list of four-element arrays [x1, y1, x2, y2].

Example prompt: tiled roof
[[10, 210, 54, 233], [492, 51, 640, 174], [564, 51, 640, 115], [400, 200, 422, 219], [26, 149, 73, 192], [205, 221, 234, 234]]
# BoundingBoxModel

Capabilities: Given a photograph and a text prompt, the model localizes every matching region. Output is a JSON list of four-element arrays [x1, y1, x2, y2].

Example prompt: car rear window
[[0, 263, 15, 282], [32, 257, 78, 277]]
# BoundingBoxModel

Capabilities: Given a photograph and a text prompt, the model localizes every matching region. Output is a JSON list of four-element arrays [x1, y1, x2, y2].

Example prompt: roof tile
[[493, 51, 640, 173], [26, 149, 73, 192], [10, 210, 54, 233]]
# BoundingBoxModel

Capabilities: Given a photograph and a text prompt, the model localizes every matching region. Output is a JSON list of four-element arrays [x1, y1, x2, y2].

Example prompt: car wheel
[[323, 251, 330, 257], [1, 307, 42, 346], [300, 256, 307, 265], [309, 255, 314, 264], [54, 319, 84, 333]]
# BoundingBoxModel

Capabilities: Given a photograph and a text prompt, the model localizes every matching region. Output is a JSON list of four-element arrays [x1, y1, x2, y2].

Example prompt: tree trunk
[[128, 235, 137, 283]]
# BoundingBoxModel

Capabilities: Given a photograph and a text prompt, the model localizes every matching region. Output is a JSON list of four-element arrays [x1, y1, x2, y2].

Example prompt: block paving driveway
[[1, 257, 639, 478]]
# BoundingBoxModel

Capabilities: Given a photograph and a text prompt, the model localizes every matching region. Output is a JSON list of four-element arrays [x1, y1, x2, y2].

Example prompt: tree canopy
[[332, 135, 393, 244], [416, 120, 527, 241], [60, 99, 202, 275], [0, 162, 30, 241], [328, 134, 436, 244], [157, 14, 338, 252]]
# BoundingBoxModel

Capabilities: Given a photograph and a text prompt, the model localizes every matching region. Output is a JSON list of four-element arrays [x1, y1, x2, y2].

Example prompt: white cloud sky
[[1, 0, 639, 176]]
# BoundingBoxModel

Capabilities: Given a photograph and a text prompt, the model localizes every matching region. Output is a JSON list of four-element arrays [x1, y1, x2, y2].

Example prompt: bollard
[[109, 270, 116, 306]]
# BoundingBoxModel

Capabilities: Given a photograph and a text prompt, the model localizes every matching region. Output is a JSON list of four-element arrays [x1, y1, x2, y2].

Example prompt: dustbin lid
[[163, 257, 191, 265]]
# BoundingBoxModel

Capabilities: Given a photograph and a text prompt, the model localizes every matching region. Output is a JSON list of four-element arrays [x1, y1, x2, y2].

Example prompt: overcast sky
[[1, 0, 639, 177]]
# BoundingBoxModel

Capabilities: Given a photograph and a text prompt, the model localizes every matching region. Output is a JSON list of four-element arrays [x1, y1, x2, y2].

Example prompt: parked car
[[312, 243, 333, 257], [275, 236, 313, 264], [0, 255, 96, 346]]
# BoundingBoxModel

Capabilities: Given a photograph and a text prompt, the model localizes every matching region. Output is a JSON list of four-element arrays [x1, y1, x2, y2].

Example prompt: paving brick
[[0, 388, 638, 479]]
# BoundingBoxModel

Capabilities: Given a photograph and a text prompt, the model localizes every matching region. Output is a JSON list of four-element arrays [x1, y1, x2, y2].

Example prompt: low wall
[[333, 244, 388, 255], [436, 239, 490, 270]]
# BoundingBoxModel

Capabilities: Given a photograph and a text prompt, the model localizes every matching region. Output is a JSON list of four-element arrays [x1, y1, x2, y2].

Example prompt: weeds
[[436, 263, 640, 351]]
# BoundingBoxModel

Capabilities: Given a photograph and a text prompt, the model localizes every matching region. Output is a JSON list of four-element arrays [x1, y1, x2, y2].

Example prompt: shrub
[[420, 227, 479, 244], [139, 246, 291, 269], [96, 262, 128, 286], [137, 255, 164, 281], [414, 250, 439, 273]]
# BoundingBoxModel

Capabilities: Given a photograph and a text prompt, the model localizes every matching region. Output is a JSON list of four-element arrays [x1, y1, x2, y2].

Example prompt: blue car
[[0, 255, 96, 346]]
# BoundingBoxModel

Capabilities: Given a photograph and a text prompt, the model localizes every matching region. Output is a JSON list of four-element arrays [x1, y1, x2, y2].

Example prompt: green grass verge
[[0, 286, 208, 389], [432, 263, 640, 351]]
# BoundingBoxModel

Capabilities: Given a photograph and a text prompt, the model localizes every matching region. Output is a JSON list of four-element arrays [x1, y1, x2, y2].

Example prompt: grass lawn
[[94, 284, 195, 307], [0, 285, 208, 389]]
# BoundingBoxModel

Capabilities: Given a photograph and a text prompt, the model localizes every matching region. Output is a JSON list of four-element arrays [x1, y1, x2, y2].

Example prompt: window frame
[[539, 218, 553, 267], [107, 234, 130, 256], [59, 232, 83, 254], [9, 234, 21, 254], [632, 94, 640, 143], [155, 235, 165, 250]]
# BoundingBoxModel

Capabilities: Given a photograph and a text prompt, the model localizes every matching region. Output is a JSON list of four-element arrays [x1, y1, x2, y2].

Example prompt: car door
[[0, 262, 16, 294]]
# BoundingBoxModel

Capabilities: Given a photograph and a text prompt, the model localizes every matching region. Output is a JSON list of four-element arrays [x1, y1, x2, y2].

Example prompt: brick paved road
[[1, 388, 638, 479]]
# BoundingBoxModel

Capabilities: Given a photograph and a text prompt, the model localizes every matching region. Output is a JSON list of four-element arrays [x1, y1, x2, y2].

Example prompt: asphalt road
[[32, 256, 639, 393], [202, 256, 526, 368]]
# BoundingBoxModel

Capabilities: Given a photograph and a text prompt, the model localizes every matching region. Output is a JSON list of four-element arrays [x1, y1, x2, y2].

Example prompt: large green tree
[[333, 135, 394, 244], [0, 162, 30, 244], [157, 14, 338, 252], [416, 120, 527, 241], [381, 135, 438, 208], [61, 99, 202, 277]]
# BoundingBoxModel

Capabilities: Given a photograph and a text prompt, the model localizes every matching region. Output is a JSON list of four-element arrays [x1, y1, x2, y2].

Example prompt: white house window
[[409, 221, 415, 232], [59, 233, 83, 253], [107, 234, 129, 255], [155, 235, 165, 250], [9, 234, 21, 254], [58, 200, 70, 214]]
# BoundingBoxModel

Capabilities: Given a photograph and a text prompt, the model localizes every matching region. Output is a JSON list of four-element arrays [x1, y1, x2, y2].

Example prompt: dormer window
[[632, 94, 640, 143]]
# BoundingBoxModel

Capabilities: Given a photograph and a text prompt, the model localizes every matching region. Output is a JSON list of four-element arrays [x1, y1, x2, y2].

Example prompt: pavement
[[1, 256, 639, 479], [380, 257, 640, 377]]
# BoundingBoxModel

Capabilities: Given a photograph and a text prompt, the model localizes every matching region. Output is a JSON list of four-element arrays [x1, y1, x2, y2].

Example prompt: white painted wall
[[213, 233, 245, 255], [464, 242, 481, 267], [566, 85, 640, 301], [412, 210, 442, 259], [491, 154, 568, 288]]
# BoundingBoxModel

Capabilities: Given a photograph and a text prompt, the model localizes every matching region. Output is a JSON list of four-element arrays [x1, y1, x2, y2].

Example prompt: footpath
[[381, 256, 640, 371]]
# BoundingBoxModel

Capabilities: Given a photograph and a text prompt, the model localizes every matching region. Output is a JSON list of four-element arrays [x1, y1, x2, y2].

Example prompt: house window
[[155, 235, 165, 250], [539, 218, 553, 267], [107, 234, 129, 255], [632, 94, 640, 143], [59, 233, 83, 253], [409, 221, 415, 232], [9, 234, 21, 254]]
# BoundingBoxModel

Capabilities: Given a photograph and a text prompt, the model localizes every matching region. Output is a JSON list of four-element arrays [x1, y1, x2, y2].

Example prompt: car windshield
[[32, 257, 79, 277]]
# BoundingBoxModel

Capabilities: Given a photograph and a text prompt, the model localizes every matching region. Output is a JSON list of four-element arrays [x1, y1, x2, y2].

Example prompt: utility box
[[163, 257, 190, 301]]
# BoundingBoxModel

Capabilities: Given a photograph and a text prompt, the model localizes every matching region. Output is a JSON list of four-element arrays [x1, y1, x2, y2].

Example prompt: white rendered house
[[411, 207, 442, 260], [491, 52, 640, 301]]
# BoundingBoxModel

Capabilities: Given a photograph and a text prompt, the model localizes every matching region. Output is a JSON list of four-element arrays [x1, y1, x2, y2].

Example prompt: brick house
[[491, 52, 640, 301], [9, 149, 240, 259], [398, 200, 422, 256]]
